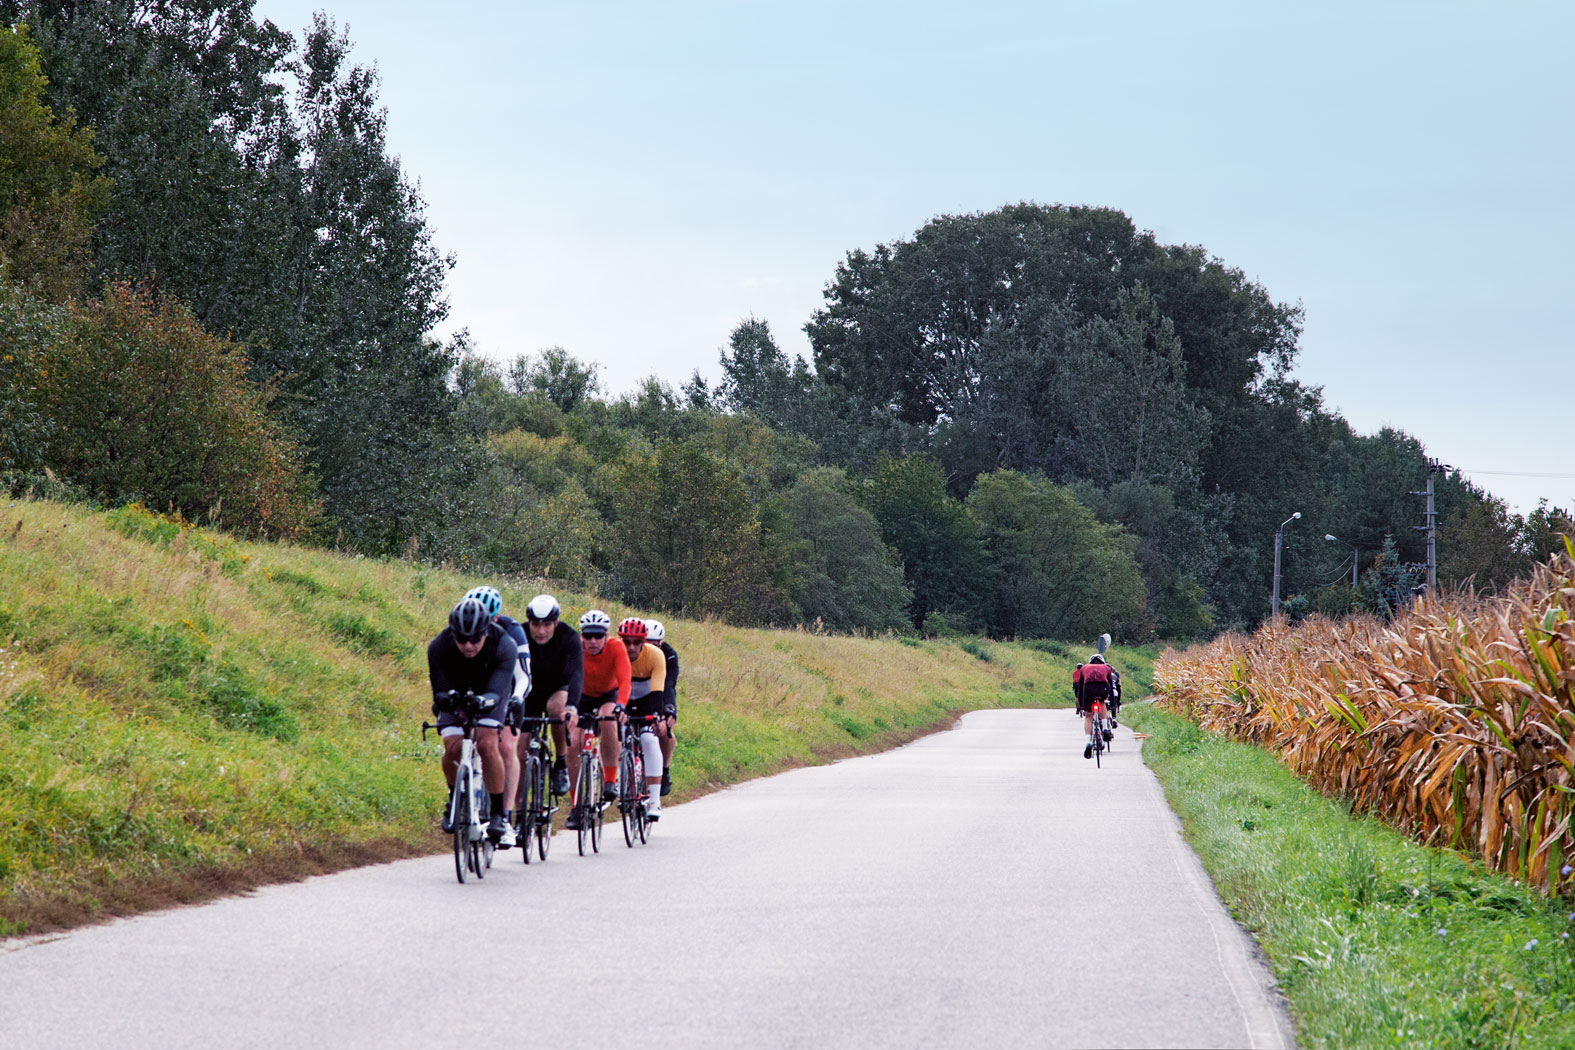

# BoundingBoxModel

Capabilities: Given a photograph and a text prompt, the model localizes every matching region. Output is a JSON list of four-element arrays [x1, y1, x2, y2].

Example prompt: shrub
[[23, 282, 318, 536]]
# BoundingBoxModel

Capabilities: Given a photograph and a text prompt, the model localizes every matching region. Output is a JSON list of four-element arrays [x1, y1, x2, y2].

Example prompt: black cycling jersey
[[525, 620, 583, 714], [428, 623, 518, 711], [659, 640, 679, 715]]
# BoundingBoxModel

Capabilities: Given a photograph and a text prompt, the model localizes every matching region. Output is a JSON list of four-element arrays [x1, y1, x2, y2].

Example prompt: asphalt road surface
[[0, 708, 1293, 1049]]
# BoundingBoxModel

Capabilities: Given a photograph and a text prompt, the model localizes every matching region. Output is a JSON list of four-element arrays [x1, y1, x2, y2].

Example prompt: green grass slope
[[0, 499, 1152, 935]]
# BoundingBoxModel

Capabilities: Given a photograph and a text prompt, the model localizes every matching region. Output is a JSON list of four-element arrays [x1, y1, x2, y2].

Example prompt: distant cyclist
[[1073, 654, 1115, 760], [463, 585, 531, 849], [618, 618, 665, 821], [568, 609, 628, 827], [519, 594, 582, 799], [646, 619, 678, 797], [428, 598, 518, 841]]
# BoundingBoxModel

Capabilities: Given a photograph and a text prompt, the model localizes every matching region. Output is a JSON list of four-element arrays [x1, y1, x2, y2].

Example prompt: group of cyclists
[[426, 588, 680, 849]]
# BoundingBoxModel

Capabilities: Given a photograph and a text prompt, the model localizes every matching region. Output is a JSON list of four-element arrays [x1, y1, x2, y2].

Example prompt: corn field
[[1154, 538, 1575, 895]]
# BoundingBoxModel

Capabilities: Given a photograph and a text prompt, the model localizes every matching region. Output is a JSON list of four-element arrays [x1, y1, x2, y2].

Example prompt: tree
[[609, 440, 784, 622], [0, 24, 108, 299], [509, 345, 601, 413], [965, 471, 1146, 641], [862, 455, 983, 630], [780, 468, 911, 631], [9, 4, 460, 554]]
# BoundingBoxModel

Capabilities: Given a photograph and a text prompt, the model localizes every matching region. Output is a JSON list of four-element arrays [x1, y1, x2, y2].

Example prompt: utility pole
[[1410, 459, 1447, 595]]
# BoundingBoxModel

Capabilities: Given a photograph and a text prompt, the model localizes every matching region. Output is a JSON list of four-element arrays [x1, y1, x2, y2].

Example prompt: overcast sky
[[257, 0, 1574, 513]]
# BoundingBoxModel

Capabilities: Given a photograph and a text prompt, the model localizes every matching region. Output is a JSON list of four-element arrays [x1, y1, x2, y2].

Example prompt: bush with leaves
[[21, 281, 316, 536]]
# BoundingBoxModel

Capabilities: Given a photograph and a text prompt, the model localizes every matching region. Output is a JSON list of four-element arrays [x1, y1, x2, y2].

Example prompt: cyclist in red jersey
[[1073, 654, 1115, 760]]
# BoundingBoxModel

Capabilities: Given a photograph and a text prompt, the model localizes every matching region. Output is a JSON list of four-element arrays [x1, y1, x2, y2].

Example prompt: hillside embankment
[[0, 498, 1152, 936]]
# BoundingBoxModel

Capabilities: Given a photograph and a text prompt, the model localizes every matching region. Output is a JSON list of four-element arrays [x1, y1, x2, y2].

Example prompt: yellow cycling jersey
[[628, 642, 667, 700]]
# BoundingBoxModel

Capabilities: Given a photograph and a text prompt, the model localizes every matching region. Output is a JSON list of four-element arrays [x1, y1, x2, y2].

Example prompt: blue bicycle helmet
[[464, 585, 503, 618]]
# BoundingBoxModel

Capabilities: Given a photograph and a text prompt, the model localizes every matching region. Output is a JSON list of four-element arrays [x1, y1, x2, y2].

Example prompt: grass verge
[[1123, 702, 1575, 1049], [0, 497, 1156, 937]]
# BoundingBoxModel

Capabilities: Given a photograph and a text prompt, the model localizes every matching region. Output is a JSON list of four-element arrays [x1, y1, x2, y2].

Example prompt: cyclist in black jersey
[[646, 619, 679, 797], [464, 586, 531, 849], [428, 598, 518, 841], [519, 594, 582, 797]]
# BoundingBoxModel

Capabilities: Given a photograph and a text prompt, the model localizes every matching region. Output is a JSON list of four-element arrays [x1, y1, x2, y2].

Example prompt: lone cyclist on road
[[1073, 654, 1115, 760]]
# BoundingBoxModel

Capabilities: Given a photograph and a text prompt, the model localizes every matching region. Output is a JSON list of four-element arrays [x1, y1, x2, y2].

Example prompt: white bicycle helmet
[[464, 585, 503, 618], [1089, 654, 1106, 664], [526, 594, 560, 622], [578, 609, 612, 636], [644, 619, 665, 643]]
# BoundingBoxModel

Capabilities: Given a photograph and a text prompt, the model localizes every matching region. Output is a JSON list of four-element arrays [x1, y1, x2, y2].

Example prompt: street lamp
[[1325, 534, 1358, 587], [1272, 512, 1301, 617]]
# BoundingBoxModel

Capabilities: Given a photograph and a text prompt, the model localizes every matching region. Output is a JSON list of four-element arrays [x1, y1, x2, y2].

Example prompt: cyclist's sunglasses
[[581, 629, 607, 638], [526, 615, 558, 625]]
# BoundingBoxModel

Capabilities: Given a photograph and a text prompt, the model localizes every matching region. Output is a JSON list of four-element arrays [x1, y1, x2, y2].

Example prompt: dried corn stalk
[[1155, 539, 1575, 895]]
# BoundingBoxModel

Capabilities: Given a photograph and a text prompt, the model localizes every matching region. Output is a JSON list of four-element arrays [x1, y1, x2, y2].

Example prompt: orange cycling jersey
[[582, 636, 631, 705]]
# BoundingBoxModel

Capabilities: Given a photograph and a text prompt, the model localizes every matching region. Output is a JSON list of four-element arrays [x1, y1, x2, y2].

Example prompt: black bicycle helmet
[[449, 597, 490, 642]]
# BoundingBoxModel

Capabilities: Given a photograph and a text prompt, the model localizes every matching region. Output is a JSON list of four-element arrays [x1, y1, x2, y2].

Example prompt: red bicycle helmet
[[617, 617, 648, 641]]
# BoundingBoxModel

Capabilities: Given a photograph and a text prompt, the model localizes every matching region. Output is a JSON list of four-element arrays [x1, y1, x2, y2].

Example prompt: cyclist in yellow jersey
[[617, 617, 666, 820]]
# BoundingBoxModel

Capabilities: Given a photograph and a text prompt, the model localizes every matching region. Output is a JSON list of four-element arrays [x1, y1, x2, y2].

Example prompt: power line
[[1454, 468, 1575, 480]]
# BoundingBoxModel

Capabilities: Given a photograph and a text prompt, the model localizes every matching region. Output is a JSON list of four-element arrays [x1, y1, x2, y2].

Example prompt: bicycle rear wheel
[[474, 792, 491, 878], [452, 769, 469, 884]]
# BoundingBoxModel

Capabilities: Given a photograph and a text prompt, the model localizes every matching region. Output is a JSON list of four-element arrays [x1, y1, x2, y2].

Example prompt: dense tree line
[[1, 6, 1566, 640], [695, 205, 1572, 631]]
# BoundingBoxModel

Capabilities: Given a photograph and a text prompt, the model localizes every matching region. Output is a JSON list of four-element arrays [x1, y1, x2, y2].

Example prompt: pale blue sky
[[257, 0, 1574, 512]]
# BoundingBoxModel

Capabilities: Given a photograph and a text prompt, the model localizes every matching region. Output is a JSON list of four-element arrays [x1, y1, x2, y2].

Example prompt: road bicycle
[[422, 691, 497, 884], [572, 712, 613, 856], [618, 713, 660, 847], [515, 715, 561, 864], [1089, 699, 1110, 768]]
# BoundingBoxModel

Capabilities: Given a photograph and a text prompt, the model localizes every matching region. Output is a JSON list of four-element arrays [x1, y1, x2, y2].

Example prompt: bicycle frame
[[422, 691, 502, 882]]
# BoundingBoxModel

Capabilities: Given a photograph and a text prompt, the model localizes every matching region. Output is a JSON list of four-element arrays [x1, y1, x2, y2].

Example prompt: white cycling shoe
[[496, 822, 517, 849], [646, 797, 661, 822]]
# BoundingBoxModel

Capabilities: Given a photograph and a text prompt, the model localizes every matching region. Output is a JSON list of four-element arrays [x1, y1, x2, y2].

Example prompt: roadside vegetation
[[0, 498, 1150, 937], [1153, 544, 1575, 896], [1126, 702, 1575, 1049]]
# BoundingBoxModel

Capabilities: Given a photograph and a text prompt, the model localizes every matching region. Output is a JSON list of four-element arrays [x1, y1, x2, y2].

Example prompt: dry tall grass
[[1154, 539, 1575, 894]]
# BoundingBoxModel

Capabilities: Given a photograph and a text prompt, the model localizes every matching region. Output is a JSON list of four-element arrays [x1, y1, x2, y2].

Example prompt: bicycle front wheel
[[576, 757, 592, 857], [589, 754, 604, 853], [620, 752, 638, 847], [452, 769, 469, 885], [520, 754, 538, 865]]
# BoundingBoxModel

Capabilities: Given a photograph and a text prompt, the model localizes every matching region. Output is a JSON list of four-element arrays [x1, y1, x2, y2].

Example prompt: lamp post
[[1325, 534, 1358, 587], [1272, 511, 1301, 617]]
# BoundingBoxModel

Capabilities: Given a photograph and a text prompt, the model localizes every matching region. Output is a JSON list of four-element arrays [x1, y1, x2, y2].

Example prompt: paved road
[[0, 709, 1293, 1049]]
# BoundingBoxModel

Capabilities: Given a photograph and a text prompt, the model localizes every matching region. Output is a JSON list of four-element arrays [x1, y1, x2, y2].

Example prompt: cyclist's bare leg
[[547, 690, 570, 761], [597, 701, 619, 783], [501, 726, 520, 814], [441, 734, 463, 787], [659, 716, 675, 767], [562, 707, 581, 802], [474, 727, 506, 793]]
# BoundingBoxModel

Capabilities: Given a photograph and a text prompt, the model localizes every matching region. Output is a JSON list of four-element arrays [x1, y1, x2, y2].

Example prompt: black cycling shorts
[[575, 689, 620, 719]]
